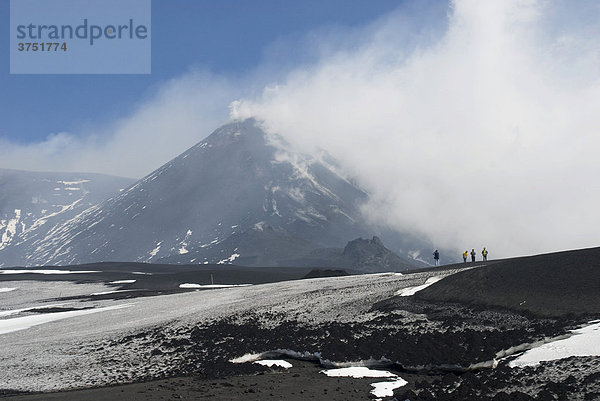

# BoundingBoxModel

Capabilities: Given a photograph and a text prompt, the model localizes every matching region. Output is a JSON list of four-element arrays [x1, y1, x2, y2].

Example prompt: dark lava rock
[[493, 391, 534, 401], [340, 236, 412, 271], [534, 389, 555, 401], [441, 372, 460, 387], [302, 269, 348, 279], [583, 372, 600, 384], [27, 306, 95, 313], [416, 247, 600, 318]]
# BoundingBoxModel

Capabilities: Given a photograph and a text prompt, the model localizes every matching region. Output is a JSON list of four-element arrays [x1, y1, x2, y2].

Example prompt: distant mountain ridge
[[0, 119, 431, 271], [0, 169, 134, 267]]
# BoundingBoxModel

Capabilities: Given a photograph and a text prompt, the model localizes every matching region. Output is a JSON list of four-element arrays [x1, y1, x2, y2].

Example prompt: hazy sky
[[1, 0, 599, 258], [0, 0, 403, 170]]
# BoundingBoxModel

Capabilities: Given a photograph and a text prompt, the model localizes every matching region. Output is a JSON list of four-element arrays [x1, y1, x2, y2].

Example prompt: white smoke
[[231, 0, 600, 257]]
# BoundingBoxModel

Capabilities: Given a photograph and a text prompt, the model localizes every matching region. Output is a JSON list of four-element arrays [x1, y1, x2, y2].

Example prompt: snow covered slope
[[0, 169, 134, 267], [2, 119, 429, 270]]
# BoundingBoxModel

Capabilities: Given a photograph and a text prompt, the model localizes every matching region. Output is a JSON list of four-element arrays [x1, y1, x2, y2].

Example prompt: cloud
[[0, 70, 239, 178], [232, 0, 600, 257]]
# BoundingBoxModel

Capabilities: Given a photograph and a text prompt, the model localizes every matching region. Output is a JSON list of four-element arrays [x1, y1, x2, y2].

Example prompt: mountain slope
[[158, 224, 319, 266], [0, 169, 134, 267], [3, 119, 429, 271], [20, 119, 392, 267], [416, 247, 600, 317]]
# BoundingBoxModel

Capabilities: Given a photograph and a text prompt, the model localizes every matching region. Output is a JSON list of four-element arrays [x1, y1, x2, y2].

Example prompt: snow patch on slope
[[396, 276, 443, 296], [148, 242, 162, 260], [57, 180, 90, 186], [370, 378, 409, 398], [510, 321, 600, 367], [0, 209, 21, 250], [321, 367, 408, 398], [217, 253, 240, 264], [0, 303, 133, 335], [254, 360, 293, 369], [321, 367, 396, 378], [25, 199, 82, 234], [178, 230, 193, 255]]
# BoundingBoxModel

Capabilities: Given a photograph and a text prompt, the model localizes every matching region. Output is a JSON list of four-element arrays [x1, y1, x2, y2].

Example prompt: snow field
[[0, 268, 477, 392], [254, 360, 293, 368], [396, 276, 443, 296], [320, 366, 396, 378], [509, 320, 600, 367], [0, 304, 134, 335], [321, 367, 407, 398]]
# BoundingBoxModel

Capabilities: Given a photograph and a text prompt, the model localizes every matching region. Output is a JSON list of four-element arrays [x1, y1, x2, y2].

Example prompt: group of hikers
[[432, 247, 488, 266]]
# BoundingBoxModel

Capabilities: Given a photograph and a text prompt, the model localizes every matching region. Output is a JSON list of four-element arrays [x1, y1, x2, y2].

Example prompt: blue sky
[[0, 0, 406, 143]]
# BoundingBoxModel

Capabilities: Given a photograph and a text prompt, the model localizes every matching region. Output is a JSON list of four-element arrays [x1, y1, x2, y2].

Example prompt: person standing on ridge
[[462, 250, 468, 263], [470, 249, 476, 262], [482, 247, 488, 261], [433, 249, 440, 266]]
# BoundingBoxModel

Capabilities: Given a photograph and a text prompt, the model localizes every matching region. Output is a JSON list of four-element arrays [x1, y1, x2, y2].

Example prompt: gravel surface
[[0, 269, 457, 392], [1, 255, 599, 400], [417, 247, 600, 318]]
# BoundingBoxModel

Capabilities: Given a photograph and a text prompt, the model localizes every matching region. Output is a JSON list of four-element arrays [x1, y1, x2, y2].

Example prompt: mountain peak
[[339, 236, 413, 271], [9, 120, 379, 267], [343, 236, 388, 259], [0, 120, 429, 271], [205, 118, 261, 144]]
